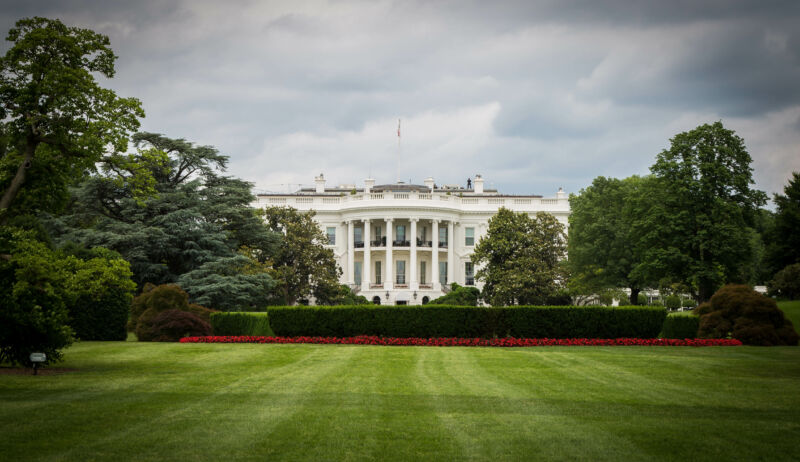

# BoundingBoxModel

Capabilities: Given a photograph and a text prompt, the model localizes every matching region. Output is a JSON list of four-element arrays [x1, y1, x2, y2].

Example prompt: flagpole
[[396, 118, 401, 183]]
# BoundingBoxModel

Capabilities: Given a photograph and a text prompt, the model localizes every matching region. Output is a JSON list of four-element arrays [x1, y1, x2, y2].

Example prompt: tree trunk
[[629, 287, 640, 305], [0, 140, 38, 217]]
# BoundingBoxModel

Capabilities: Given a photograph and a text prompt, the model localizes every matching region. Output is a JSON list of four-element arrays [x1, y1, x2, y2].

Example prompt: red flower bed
[[180, 335, 742, 347]]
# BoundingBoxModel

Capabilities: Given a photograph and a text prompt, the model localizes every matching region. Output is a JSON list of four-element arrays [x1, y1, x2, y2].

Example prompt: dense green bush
[[768, 263, 800, 300], [428, 283, 481, 306], [211, 312, 274, 336], [65, 248, 136, 341], [0, 229, 73, 366], [660, 313, 700, 339], [637, 293, 648, 305], [150, 310, 212, 341], [129, 284, 215, 341], [696, 284, 798, 346], [665, 295, 682, 310], [265, 305, 666, 339]]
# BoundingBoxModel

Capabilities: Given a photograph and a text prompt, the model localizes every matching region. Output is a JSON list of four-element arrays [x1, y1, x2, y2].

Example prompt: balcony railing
[[393, 240, 410, 247], [417, 239, 432, 247], [354, 241, 364, 248], [371, 238, 386, 247], [438, 241, 448, 248]]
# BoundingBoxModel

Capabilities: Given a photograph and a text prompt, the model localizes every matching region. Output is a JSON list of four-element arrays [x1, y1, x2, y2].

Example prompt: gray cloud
[[0, 0, 798, 199]]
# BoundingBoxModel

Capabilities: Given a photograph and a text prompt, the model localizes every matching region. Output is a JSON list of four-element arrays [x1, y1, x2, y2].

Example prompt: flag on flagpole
[[397, 119, 401, 138]]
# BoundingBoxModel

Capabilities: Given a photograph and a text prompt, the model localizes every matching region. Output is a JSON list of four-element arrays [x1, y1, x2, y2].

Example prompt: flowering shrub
[[180, 335, 741, 347]]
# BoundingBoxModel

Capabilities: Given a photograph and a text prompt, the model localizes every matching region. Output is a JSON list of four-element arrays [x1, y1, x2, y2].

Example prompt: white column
[[447, 221, 455, 286], [363, 219, 371, 288], [410, 218, 418, 290], [346, 220, 354, 285], [432, 219, 440, 290], [385, 218, 393, 290]]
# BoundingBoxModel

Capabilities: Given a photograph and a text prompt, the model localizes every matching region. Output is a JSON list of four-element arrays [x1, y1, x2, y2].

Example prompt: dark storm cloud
[[0, 0, 797, 198]]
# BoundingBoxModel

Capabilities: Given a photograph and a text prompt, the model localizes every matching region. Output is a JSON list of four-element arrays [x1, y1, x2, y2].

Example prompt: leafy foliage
[[0, 17, 143, 219], [260, 206, 341, 305], [313, 283, 371, 305], [769, 264, 800, 300], [0, 229, 73, 365], [568, 176, 652, 304], [471, 208, 567, 306], [767, 172, 800, 273], [696, 284, 798, 346], [149, 310, 212, 342], [62, 246, 136, 340], [129, 283, 215, 341], [47, 133, 279, 310], [633, 122, 766, 301], [428, 283, 481, 306]]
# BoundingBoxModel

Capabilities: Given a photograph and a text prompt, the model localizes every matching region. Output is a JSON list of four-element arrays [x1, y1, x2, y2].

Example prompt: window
[[396, 225, 406, 242], [465, 227, 475, 246], [439, 227, 448, 247], [375, 261, 382, 284], [396, 260, 406, 284], [420, 262, 426, 284], [465, 261, 474, 286], [439, 262, 447, 285], [354, 262, 362, 284], [372, 296, 381, 305], [374, 226, 383, 246], [326, 227, 336, 245], [354, 227, 363, 245], [420, 226, 427, 241]]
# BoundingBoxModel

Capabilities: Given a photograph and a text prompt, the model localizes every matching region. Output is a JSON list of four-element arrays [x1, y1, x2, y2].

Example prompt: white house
[[253, 174, 570, 305]]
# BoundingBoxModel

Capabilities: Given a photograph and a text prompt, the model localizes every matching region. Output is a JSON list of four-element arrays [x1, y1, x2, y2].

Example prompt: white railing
[[514, 199, 531, 205], [322, 198, 340, 204], [370, 193, 384, 200], [269, 198, 286, 204], [541, 199, 558, 205], [394, 193, 409, 199], [462, 198, 479, 204], [488, 198, 505, 205], [418, 193, 432, 200], [296, 197, 313, 204]]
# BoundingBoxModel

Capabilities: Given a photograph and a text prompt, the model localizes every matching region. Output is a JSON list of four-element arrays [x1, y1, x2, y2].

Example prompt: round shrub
[[150, 310, 212, 342], [665, 295, 681, 310], [768, 263, 800, 300], [130, 284, 215, 341], [637, 293, 648, 305], [696, 284, 798, 346]]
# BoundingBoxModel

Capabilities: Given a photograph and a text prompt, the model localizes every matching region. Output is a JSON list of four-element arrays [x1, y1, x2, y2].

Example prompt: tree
[[47, 133, 279, 310], [471, 208, 567, 306], [633, 122, 766, 302], [0, 17, 143, 220], [260, 206, 341, 305], [769, 263, 800, 300], [567, 175, 653, 304], [767, 172, 800, 273], [0, 228, 73, 365], [428, 283, 481, 306]]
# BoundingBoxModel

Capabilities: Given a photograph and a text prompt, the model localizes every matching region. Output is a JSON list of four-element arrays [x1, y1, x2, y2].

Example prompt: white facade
[[254, 174, 570, 305]]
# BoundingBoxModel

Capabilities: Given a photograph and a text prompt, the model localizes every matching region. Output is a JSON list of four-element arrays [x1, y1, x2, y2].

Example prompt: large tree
[[471, 208, 567, 306], [568, 175, 652, 304], [48, 133, 279, 311], [633, 122, 766, 302], [768, 172, 800, 272], [0, 17, 143, 220], [260, 206, 341, 306]]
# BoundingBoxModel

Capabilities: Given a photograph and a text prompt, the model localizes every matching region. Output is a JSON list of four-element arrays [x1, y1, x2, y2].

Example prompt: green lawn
[[2, 342, 799, 461]]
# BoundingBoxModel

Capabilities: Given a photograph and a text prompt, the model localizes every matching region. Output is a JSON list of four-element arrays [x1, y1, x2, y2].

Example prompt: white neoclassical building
[[253, 174, 570, 305]]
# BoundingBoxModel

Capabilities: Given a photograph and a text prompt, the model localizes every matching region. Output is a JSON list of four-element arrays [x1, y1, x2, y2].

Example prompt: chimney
[[474, 174, 484, 194], [315, 173, 326, 193], [556, 187, 567, 200], [424, 177, 435, 191], [364, 177, 375, 193]]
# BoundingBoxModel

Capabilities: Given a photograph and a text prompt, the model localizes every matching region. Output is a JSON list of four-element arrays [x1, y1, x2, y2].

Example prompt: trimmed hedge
[[660, 313, 700, 339], [211, 312, 274, 336], [262, 305, 666, 339]]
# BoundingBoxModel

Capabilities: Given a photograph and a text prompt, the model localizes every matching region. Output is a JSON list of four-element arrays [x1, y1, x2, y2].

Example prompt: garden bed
[[180, 335, 741, 347]]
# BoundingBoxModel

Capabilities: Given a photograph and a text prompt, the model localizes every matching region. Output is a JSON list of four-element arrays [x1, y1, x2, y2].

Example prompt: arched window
[[372, 296, 381, 305], [422, 296, 430, 305]]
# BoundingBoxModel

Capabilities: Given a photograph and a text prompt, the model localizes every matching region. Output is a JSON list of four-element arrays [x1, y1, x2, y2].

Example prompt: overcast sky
[[2, 0, 799, 198]]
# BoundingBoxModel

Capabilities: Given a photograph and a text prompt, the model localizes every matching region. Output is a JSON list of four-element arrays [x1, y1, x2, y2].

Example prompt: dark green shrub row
[[659, 313, 700, 339], [264, 305, 667, 339], [211, 312, 274, 336]]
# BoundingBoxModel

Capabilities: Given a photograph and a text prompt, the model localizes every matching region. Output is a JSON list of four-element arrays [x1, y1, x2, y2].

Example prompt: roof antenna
[[396, 118, 401, 183]]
